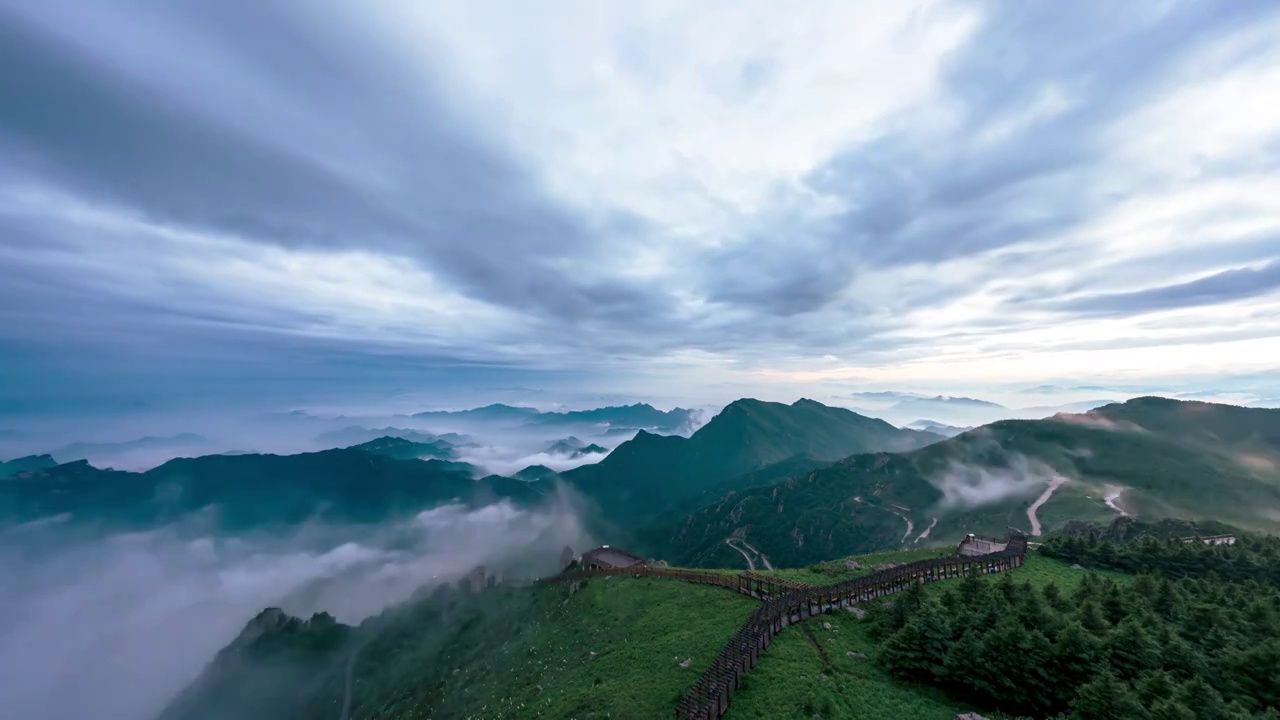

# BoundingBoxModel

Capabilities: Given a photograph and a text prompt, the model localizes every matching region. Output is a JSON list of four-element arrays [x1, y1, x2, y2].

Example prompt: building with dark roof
[[580, 544, 647, 571]]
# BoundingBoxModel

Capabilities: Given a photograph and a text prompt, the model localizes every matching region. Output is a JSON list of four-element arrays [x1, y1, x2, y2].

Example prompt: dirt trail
[[725, 538, 756, 571], [890, 508, 914, 542], [1027, 476, 1067, 536], [739, 539, 775, 571], [1104, 488, 1130, 517], [799, 624, 831, 667], [853, 496, 913, 543], [914, 517, 938, 543]]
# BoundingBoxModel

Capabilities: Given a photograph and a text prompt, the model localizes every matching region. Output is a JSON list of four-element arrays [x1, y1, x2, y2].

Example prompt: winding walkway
[[545, 533, 1028, 719]]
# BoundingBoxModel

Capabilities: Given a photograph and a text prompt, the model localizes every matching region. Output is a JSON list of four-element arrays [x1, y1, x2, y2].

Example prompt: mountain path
[[853, 496, 913, 543], [888, 508, 914, 543], [724, 538, 756, 571], [1104, 488, 1130, 517], [914, 517, 938, 543], [1027, 476, 1067, 536], [739, 539, 774, 571]]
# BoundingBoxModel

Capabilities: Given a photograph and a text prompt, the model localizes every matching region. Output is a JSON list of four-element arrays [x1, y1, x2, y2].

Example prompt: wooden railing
[[539, 534, 1028, 719], [676, 534, 1027, 718]]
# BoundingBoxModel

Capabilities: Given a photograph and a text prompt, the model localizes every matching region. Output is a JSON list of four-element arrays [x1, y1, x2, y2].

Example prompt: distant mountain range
[[0, 447, 543, 530], [411, 403, 541, 423], [905, 419, 972, 437], [48, 433, 215, 463], [9, 396, 1279, 566], [412, 402, 694, 432], [889, 395, 1005, 412], [348, 436, 457, 461], [848, 391, 1118, 427], [542, 437, 609, 458], [314, 426, 474, 449]]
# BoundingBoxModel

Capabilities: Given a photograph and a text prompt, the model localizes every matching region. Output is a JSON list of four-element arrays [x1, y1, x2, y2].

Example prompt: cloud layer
[[0, 496, 590, 720], [3, 0, 1280, 410]]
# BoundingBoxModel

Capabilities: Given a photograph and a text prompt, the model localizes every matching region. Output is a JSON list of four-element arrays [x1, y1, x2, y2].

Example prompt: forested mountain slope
[[648, 398, 1280, 568], [563, 398, 940, 523]]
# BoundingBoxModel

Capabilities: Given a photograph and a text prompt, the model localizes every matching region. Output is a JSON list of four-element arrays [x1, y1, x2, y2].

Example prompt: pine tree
[[1152, 578, 1183, 621], [1071, 670, 1146, 720], [880, 622, 930, 682], [1042, 581, 1069, 612], [958, 568, 986, 605], [1017, 586, 1057, 635], [1077, 599, 1110, 636], [1149, 698, 1196, 720], [1050, 621, 1102, 707], [942, 630, 990, 704], [1101, 581, 1128, 625], [1135, 670, 1177, 707], [884, 580, 926, 634], [1222, 638, 1280, 713], [1158, 630, 1208, 680], [979, 617, 1054, 717], [1107, 617, 1161, 680], [1175, 676, 1232, 720]]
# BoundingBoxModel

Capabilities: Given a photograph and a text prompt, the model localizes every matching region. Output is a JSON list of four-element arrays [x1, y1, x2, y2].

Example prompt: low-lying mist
[[0, 491, 593, 720], [454, 445, 613, 475], [933, 454, 1059, 510], [0, 408, 650, 477]]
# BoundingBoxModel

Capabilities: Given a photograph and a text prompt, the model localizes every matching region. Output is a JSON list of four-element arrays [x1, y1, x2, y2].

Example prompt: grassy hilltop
[[161, 546, 1090, 720]]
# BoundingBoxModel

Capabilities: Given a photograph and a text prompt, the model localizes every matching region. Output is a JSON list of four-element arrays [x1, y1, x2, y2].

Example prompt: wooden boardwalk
[[541, 534, 1029, 719]]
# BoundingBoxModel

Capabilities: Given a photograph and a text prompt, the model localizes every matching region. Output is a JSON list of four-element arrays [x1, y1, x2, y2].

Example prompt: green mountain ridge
[[562, 398, 942, 524], [349, 435, 457, 460], [0, 453, 58, 478], [646, 397, 1280, 568], [514, 464, 561, 481], [409, 402, 695, 431], [0, 448, 543, 530]]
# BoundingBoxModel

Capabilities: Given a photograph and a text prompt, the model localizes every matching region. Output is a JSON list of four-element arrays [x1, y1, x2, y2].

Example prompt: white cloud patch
[[933, 455, 1058, 510]]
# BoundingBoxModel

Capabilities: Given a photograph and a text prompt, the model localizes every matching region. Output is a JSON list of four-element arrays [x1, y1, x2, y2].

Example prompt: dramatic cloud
[[3, 0, 1280, 412]]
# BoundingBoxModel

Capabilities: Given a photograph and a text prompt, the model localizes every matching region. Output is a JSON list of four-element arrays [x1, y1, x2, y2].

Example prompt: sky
[[3, 0, 1280, 417]]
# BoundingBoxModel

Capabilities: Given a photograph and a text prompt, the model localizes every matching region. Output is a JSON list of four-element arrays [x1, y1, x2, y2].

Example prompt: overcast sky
[[3, 0, 1280, 415]]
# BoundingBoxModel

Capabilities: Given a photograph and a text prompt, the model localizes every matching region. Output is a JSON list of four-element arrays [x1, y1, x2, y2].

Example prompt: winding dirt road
[[725, 538, 756, 571], [913, 517, 938, 543], [739, 539, 774, 571], [852, 496, 915, 543], [725, 538, 774, 571], [1104, 488, 1130, 517], [1027, 476, 1067, 536]]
